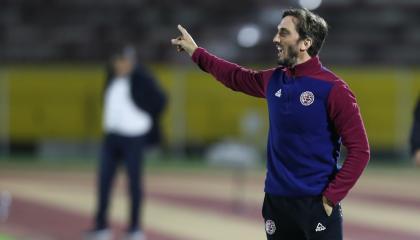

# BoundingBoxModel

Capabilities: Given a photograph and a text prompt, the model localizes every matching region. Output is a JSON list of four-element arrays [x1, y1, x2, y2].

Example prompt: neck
[[293, 52, 312, 67], [116, 72, 129, 78]]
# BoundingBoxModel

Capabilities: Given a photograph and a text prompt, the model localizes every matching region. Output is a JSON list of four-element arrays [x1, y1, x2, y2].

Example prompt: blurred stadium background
[[0, 0, 419, 240]]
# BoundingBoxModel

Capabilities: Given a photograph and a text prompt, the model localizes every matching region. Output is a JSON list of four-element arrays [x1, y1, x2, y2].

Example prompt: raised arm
[[171, 25, 273, 98]]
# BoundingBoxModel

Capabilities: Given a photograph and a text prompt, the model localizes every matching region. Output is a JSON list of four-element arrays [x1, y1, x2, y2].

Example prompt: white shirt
[[103, 76, 152, 136]]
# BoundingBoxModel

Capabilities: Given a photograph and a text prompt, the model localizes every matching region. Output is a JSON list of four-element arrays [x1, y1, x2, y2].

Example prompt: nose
[[273, 34, 279, 44]]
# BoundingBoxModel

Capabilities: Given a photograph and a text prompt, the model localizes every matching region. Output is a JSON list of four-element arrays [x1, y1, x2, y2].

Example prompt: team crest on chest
[[300, 91, 315, 106]]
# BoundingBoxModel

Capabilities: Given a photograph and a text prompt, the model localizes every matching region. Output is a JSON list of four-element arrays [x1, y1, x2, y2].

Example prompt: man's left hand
[[322, 195, 333, 216]]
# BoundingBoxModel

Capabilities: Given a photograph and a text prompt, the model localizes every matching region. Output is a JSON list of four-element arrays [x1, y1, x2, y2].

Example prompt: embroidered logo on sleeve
[[300, 91, 315, 106]]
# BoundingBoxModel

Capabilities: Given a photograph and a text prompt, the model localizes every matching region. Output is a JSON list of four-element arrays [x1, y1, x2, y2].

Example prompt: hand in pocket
[[322, 196, 333, 217]]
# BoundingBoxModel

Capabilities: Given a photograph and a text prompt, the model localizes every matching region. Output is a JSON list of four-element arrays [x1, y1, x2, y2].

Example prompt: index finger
[[177, 24, 190, 38]]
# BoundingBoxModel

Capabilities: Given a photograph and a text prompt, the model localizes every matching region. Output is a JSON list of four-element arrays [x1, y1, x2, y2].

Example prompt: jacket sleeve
[[191, 47, 274, 98], [323, 83, 370, 205], [131, 65, 167, 117]]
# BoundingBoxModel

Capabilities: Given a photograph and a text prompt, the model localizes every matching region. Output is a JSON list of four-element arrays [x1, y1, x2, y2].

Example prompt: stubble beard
[[277, 44, 299, 68]]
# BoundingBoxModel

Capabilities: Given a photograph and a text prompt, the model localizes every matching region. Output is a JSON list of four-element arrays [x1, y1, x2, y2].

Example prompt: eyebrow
[[278, 27, 290, 34]]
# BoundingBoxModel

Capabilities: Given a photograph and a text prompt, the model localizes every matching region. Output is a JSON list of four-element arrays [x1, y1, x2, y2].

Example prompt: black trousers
[[95, 133, 145, 231], [262, 193, 343, 240]]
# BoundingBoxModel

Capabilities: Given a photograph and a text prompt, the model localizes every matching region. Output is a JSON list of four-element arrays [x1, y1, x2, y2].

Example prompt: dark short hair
[[282, 8, 328, 57], [111, 44, 137, 62]]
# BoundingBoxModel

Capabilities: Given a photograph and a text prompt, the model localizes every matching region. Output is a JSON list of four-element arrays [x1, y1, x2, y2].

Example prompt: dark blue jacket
[[105, 64, 167, 146]]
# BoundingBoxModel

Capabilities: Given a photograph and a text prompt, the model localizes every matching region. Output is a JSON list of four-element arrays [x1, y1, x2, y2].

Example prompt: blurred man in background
[[410, 95, 420, 167], [172, 7, 369, 240], [86, 46, 166, 240]]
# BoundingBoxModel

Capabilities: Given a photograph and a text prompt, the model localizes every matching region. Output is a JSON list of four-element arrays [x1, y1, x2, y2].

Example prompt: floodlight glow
[[299, 0, 322, 10], [237, 24, 261, 48]]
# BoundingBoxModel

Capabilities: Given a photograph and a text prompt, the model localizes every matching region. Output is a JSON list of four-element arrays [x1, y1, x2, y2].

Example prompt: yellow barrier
[[3, 64, 420, 149]]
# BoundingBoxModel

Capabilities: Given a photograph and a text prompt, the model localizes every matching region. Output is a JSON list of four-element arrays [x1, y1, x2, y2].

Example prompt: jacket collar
[[284, 56, 322, 77]]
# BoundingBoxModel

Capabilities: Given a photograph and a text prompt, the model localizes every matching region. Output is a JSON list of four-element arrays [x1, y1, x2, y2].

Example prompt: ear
[[300, 38, 313, 52]]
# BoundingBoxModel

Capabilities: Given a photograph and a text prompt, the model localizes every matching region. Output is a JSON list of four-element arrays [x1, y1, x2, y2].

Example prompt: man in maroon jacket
[[172, 8, 369, 240]]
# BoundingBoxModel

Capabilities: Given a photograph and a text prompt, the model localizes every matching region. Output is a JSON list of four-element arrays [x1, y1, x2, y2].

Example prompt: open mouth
[[276, 45, 283, 56]]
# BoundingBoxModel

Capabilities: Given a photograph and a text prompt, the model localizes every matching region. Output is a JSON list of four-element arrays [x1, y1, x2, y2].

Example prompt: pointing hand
[[171, 24, 198, 56]]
